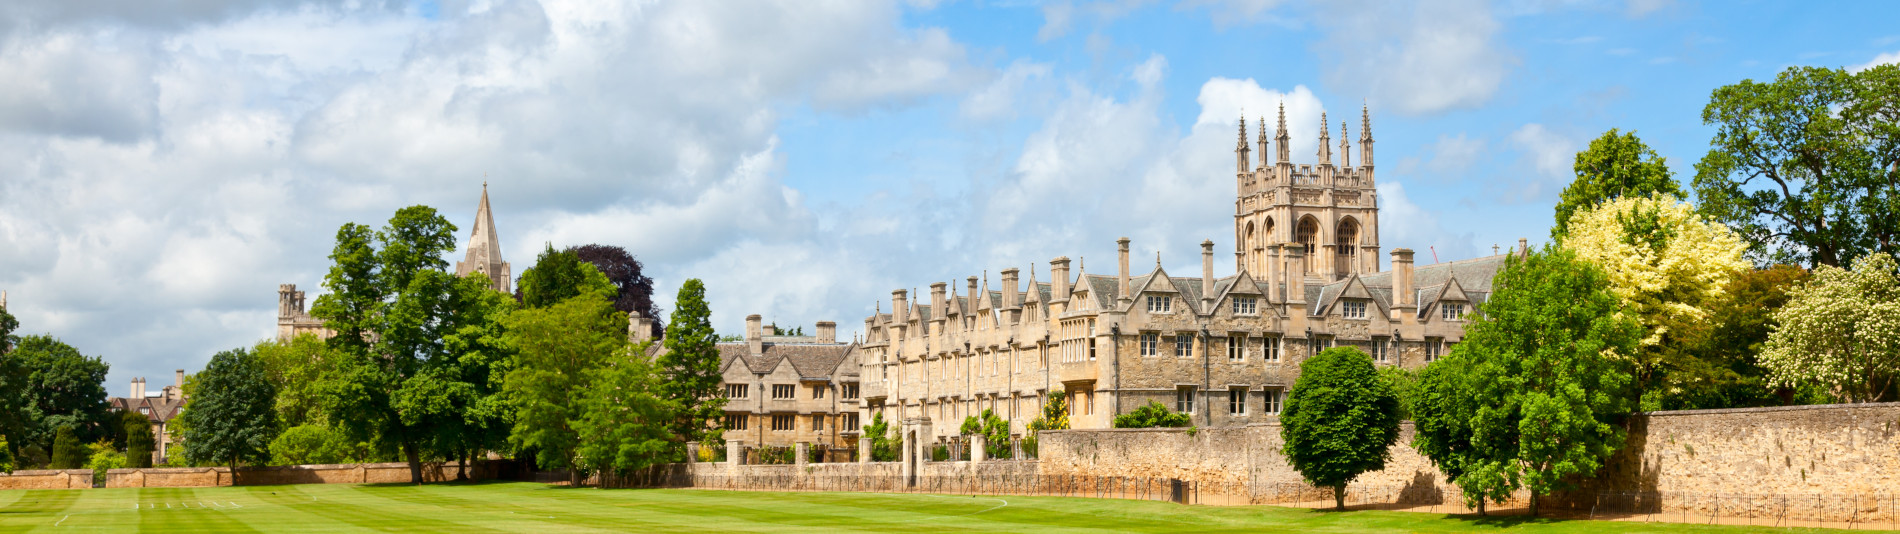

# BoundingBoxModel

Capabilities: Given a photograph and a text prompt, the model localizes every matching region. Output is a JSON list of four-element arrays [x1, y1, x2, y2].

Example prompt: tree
[[1564, 195, 1751, 401], [573, 341, 675, 482], [254, 334, 337, 430], [1692, 64, 1900, 268], [1409, 353, 1484, 511], [311, 205, 511, 484], [85, 440, 125, 485], [10, 335, 111, 453], [1280, 347, 1402, 511], [0, 437, 13, 474], [960, 408, 1013, 458], [1455, 247, 1641, 517], [1023, 389, 1069, 457], [658, 279, 725, 450], [517, 244, 598, 309], [0, 302, 16, 354], [1110, 401, 1192, 428], [1664, 265, 1823, 409], [1552, 129, 1686, 238], [569, 244, 662, 339], [269, 424, 370, 466], [1378, 366, 1419, 421], [504, 288, 625, 487], [122, 410, 155, 469], [863, 412, 899, 462], [181, 348, 279, 469], [1760, 252, 1900, 402], [50, 426, 85, 469]]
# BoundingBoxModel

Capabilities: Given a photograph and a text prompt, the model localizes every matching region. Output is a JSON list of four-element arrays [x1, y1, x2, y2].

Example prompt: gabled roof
[[108, 395, 187, 424], [1309, 253, 1508, 316], [654, 341, 858, 381]]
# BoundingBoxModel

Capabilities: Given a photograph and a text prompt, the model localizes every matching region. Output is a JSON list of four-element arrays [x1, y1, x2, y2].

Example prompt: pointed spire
[[457, 182, 511, 293], [1025, 263, 1042, 304], [1235, 113, 1251, 173], [1317, 111, 1332, 165], [1361, 100, 1372, 142], [1257, 116, 1270, 166], [1340, 121, 1352, 168], [1275, 100, 1291, 163]]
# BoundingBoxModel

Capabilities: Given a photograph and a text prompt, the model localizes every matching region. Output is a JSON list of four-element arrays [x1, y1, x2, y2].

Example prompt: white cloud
[[1396, 133, 1485, 179], [1375, 181, 1478, 261], [1850, 50, 1900, 73], [1312, 0, 1513, 115], [1503, 123, 1576, 202], [1176, 0, 1287, 28], [1625, 0, 1671, 18], [960, 59, 1053, 122]]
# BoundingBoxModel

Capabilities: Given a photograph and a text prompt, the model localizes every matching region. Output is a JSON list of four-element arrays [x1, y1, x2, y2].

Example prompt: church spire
[[456, 182, 513, 293]]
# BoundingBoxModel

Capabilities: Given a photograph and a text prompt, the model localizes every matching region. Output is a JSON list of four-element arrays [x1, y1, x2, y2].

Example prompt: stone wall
[[0, 470, 92, 490], [1038, 423, 1447, 503]]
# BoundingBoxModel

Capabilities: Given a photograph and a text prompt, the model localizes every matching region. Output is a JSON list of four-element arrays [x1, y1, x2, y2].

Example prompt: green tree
[[1456, 247, 1641, 517], [0, 436, 13, 473], [573, 341, 675, 482], [959, 408, 1013, 458], [1760, 252, 1900, 402], [1664, 265, 1822, 409], [311, 206, 511, 484], [1280, 347, 1402, 511], [122, 410, 154, 469], [181, 348, 279, 469], [863, 412, 899, 462], [517, 244, 598, 309], [1110, 401, 1192, 428], [50, 426, 85, 469], [10, 335, 111, 453], [435, 273, 519, 480], [504, 290, 625, 486], [1378, 366, 1419, 421], [85, 440, 125, 485], [1408, 354, 1484, 511], [1692, 64, 1900, 268], [254, 334, 337, 430], [1023, 389, 1069, 457], [268, 424, 370, 465], [658, 279, 725, 450], [1552, 129, 1686, 238], [0, 303, 17, 354]]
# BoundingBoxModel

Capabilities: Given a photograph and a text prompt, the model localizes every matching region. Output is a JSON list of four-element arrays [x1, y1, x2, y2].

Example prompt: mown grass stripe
[[0, 488, 81, 515]]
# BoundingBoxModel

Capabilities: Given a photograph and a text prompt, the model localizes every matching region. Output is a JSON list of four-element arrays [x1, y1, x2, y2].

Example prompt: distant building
[[106, 370, 187, 465], [649, 315, 862, 452]]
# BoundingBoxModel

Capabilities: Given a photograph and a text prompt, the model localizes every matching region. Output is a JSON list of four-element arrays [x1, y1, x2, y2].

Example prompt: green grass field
[[0, 482, 1883, 533]]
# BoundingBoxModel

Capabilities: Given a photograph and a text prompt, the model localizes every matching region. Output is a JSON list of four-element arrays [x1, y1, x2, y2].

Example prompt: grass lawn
[[0, 482, 1884, 533]]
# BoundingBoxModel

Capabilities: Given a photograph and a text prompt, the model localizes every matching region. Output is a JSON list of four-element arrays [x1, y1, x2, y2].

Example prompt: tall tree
[[1693, 64, 1900, 268], [1665, 265, 1817, 409], [181, 348, 279, 470], [504, 285, 624, 487], [435, 272, 518, 479], [1280, 346, 1402, 510], [1455, 247, 1641, 517], [10, 335, 111, 453], [1563, 195, 1751, 402], [1552, 129, 1685, 238], [254, 334, 337, 430], [657, 279, 725, 451], [1409, 353, 1485, 512], [122, 410, 155, 469], [1760, 252, 1900, 402], [569, 244, 662, 338], [516, 245, 598, 309], [573, 340, 674, 483], [49, 426, 84, 469], [0, 303, 16, 354], [311, 205, 505, 484]]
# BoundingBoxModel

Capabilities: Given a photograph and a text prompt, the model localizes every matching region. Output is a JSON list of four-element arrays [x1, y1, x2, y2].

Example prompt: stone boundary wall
[[1038, 423, 1448, 503], [0, 470, 93, 490]]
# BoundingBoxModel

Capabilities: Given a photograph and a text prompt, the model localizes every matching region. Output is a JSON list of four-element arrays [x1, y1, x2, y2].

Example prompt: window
[[725, 384, 749, 399], [1309, 336, 1332, 355], [772, 384, 795, 400], [1442, 302, 1466, 320], [1228, 387, 1247, 415], [1371, 337, 1390, 363], [811, 414, 825, 431], [1087, 320, 1098, 360], [725, 414, 748, 430], [1264, 335, 1281, 362], [842, 383, 859, 399], [1232, 297, 1257, 315], [771, 415, 794, 431], [138, 407, 150, 415], [1426, 338, 1442, 362], [844, 412, 859, 431], [1084, 389, 1096, 415], [1342, 300, 1367, 319], [1228, 334, 1247, 361], [1147, 295, 1172, 313], [1264, 388, 1284, 415], [1140, 333, 1159, 356], [812, 384, 827, 399], [1176, 387, 1197, 414], [1174, 334, 1194, 357]]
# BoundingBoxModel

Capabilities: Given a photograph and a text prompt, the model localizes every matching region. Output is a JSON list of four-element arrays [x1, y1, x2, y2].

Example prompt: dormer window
[[1232, 297, 1257, 315], [1147, 295, 1172, 313], [138, 407, 150, 415], [1341, 300, 1367, 320], [1441, 302, 1466, 320]]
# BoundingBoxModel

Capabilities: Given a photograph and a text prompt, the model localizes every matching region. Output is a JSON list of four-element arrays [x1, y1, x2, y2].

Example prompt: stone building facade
[[106, 371, 188, 465], [856, 104, 1514, 445], [660, 315, 863, 451]]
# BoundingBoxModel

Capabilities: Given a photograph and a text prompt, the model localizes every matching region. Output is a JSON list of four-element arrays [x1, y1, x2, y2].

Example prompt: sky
[[0, 0, 1896, 393]]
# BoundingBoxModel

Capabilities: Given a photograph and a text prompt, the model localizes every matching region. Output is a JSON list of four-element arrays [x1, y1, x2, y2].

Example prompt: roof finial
[[1156, 250, 1162, 267]]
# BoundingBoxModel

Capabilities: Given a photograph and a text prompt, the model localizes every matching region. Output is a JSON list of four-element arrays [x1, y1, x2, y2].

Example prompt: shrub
[[1111, 401, 1191, 428], [50, 427, 87, 470]]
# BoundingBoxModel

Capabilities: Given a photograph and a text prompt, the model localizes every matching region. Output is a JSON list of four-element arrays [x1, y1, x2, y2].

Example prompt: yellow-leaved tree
[[1563, 195, 1750, 401]]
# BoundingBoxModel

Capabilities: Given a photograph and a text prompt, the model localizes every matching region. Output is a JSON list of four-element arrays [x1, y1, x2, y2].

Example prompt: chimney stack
[[1000, 268, 1020, 309], [1201, 240, 1215, 310], [816, 321, 837, 344], [930, 282, 948, 335], [891, 290, 910, 339], [1392, 248, 1416, 311], [746, 314, 764, 355], [1518, 238, 1530, 258], [1117, 237, 1132, 304], [1051, 258, 1072, 302], [132, 377, 145, 400], [1286, 245, 1306, 304], [628, 310, 653, 344]]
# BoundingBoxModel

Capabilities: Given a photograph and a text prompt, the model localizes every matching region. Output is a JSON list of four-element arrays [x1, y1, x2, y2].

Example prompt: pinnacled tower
[[1233, 101, 1381, 289], [456, 183, 513, 293]]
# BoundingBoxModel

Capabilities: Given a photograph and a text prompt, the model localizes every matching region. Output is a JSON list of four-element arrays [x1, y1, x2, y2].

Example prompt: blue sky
[[0, 0, 1895, 392]]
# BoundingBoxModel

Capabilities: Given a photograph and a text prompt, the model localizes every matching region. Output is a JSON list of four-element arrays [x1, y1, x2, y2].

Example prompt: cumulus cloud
[[1502, 123, 1576, 202], [1312, 0, 1512, 115], [1375, 181, 1478, 261], [1397, 133, 1485, 179], [1850, 50, 1900, 72], [1176, 0, 1288, 28]]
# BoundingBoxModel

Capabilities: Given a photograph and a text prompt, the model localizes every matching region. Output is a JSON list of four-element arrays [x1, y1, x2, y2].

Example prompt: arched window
[[1336, 218, 1360, 276], [1296, 217, 1319, 272]]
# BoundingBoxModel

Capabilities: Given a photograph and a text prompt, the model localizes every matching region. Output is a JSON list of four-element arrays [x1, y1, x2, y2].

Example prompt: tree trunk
[[1529, 493, 1539, 517], [1478, 499, 1487, 516], [455, 450, 468, 481], [403, 442, 423, 485], [569, 464, 583, 488], [1333, 484, 1346, 510]]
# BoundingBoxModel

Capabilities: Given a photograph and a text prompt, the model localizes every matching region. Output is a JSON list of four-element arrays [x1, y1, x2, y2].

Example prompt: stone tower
[[455, 183, 513, 294], [1233, 102, 1380, 287]]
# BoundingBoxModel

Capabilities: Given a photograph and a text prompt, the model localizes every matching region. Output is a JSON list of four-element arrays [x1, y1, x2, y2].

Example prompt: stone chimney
[[1286, 245, 1306, 304], [1200, 240, 1215, 310], [132, 377, 145, 400], [891, 290, 909, 339], [930, 282, 948, 335], [1519, 237, 1530, 258], [1117, 237, 1132, 304], [816, 321, 837, 344], [746, 314, 764, 355], [1051, 257, 1071, 302], [1001, 268, 1021, 324], [1392, 248, 1416, 311]]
